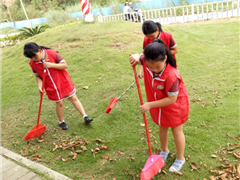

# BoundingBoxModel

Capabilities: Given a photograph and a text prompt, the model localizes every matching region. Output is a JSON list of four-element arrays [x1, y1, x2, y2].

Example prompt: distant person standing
[[123, 2, 130, 21], [129, 2, 136, 22]]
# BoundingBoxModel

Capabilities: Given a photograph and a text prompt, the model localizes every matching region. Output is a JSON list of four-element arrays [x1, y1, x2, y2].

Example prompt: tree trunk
[[171, 0, 176, 6], [7, 6, 13, 22]]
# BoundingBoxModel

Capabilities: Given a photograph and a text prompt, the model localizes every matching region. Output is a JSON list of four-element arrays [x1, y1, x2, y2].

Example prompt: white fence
[[98, 0, 240, 24]]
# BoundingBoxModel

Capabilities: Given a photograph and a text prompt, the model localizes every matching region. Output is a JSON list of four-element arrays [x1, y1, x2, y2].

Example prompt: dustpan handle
[[132, 65, 152, 156], [37, 69, 46, 126]]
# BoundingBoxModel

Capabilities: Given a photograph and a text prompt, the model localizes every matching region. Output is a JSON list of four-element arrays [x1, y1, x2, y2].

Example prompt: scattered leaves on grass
[[31, 154, 41, 161], [207, 141, 240, 179], [211, 155, 218, 158], [116, 151, 125, 156], [105, 156, 117, 161]]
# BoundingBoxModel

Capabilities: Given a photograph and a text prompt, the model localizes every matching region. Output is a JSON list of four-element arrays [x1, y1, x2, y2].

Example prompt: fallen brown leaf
[[92, 139, 103, 143], [186, 155, 190, 161], [174, 170, 183, 175], [190, 162, 199, 171], [72, 153, 77, 160], [160, 169, 167, 174], [81, 146, 87, 151], [226, 133, 231, 139], [75, 150, 83, 154]]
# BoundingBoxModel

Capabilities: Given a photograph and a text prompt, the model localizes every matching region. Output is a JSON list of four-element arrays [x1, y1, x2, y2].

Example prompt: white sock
[[83, 115, 88, 119], [59, 120, 65, 124]]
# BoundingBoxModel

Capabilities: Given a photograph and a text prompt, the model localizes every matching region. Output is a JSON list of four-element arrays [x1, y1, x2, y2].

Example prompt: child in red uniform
[[129, 39, 189, 172], [24, 42, 93, 130], [139, 20, 177, 78]]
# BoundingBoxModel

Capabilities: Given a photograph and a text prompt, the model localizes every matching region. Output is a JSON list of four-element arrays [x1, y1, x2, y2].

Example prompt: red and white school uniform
[[140, 56, 189, 127], [143, 31, 177, 60], [29, 49, 75, 101]]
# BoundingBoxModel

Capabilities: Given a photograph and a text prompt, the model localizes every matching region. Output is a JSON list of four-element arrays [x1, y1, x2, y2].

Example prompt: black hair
[[144, 39, 176, 68], [23, 42, 50, 58], [142, 20, 163, 35]]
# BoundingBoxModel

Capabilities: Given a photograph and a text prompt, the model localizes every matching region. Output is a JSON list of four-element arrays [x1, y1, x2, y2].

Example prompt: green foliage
[[19, 24, 49, 37], [0, 34, 26, 47], [0, 27, 18, 34], [44, 9, 72, 28]]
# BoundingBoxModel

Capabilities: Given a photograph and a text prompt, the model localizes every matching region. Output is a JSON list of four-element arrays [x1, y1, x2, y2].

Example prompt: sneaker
[[59, 122, 69, 130], [84, 116, 93, 125], [169, 158, 186, 172], [160, 150, 169, 162]]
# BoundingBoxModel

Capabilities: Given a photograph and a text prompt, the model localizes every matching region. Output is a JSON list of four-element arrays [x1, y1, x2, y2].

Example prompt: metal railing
[[98, 0, 240, 24]]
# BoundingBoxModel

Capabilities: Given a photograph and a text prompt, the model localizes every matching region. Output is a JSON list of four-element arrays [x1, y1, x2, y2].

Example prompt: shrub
[[0, 34, 26, 47], [19, 24, 49, 37], [45, 9, 72, 27]]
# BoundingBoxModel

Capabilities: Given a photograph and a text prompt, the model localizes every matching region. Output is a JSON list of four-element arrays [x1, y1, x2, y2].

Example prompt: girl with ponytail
[[24, 42, 93, 130], [138, 20, 178, 78], [129, 39, 189, 172]]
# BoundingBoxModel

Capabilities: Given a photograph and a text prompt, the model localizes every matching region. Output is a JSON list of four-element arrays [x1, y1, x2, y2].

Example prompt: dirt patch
[[109, 41, 130, 51], [52, 42, 84, 49], [103, 90, 117, 100]]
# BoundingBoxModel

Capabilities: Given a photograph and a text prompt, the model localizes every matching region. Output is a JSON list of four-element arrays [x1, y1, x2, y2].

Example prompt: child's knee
[[56, 101, 64, 107], [69, 95, 78, 102]]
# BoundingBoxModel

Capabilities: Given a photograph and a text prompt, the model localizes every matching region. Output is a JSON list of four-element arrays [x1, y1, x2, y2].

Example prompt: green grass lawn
[[1, 18, 239, 180]]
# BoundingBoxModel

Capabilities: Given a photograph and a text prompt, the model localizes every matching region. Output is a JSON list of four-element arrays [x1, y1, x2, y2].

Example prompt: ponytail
[[144, 39, 176, 68], [24, 42, 51, 58], [142, 20, 163, 35]]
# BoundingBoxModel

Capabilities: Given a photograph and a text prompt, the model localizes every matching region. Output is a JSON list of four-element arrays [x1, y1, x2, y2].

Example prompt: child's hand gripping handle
[[132, 64, 152, 156], [37, 69, 46, 126]]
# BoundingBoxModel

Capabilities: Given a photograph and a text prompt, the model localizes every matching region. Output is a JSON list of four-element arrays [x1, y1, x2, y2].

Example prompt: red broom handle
[[37, 69, 46, 126], [132, 65, 152, 156]]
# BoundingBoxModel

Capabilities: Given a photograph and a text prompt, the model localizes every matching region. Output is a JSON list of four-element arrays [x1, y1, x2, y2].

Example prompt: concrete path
[[0, 147, 73, 180]]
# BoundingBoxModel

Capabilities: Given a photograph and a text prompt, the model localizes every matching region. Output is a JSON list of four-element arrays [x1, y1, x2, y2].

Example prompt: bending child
[[24, 42, 93, 130], [139, 20, 178, 78], [129, 39, 189, 172]]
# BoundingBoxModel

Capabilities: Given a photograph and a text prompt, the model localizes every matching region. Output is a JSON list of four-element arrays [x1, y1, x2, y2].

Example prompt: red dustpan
[[23, 69, 47, 140], [132, 65, 165, 180], [105, 80, 137, 114]]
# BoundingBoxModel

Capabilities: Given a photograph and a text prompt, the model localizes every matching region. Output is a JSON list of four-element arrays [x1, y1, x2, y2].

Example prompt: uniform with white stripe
[[29, 49, 75, 101], [141, 56, 189, 127]]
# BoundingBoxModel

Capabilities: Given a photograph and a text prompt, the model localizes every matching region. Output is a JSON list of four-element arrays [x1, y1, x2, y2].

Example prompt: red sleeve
[[169, 35, 176, 49], [55, 53, 64, 63], [139, 54, 144, 65], [143, 41, 146, 50], [168, 79, 180, 92]]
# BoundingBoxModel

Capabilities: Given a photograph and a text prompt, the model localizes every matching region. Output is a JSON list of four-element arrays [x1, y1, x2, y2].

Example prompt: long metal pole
[[19, 0, 32, 27], [20, 0, 29, 20]]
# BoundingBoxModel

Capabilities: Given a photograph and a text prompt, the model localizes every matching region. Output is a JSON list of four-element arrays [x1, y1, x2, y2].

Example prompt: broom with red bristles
[[132, 64, 165, 180]]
